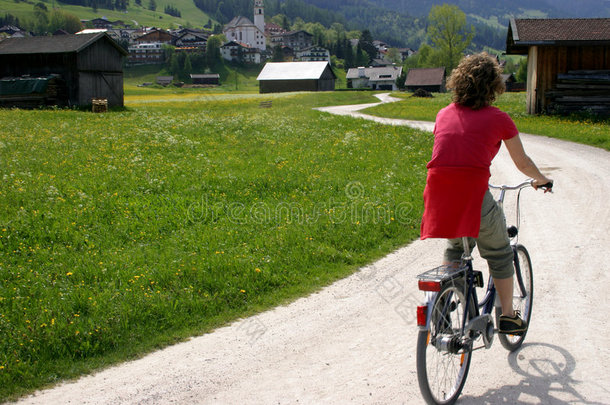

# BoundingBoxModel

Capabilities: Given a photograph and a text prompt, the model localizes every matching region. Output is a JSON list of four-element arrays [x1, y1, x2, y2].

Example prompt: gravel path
[[17, 94, 610, 405]]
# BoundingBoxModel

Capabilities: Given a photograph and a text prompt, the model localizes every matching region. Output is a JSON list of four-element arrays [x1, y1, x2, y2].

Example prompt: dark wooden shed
[[257, 61, 336, 93], [190, 74, 220, 85], [506, 18, 610, 115], [0, 33, 128, 108], [404, 67, 446, 93]]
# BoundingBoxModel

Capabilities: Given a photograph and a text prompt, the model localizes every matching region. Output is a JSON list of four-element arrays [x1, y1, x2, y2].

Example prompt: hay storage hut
[[404, 67, 446, 93], [257, 61, 336, 93], [506, 18, 610, 115], [0, 33, 128, 108]]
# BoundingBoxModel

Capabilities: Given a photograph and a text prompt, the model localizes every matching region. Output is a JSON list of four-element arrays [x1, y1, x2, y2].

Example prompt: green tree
[[272, 45, 284, 62], [355, 43, 369, 67], [344, 40, 354, 69], [183, 54, 192, 80], [359, 29, 377, 62], [148, 0, 156, 11], [47, 9, 82, 34], [386, 48, 402, 64], [206, 35, 223, 68], [427, 4, 474, 71], [170, 54, 181, 76], [516, 59, 528, 83]]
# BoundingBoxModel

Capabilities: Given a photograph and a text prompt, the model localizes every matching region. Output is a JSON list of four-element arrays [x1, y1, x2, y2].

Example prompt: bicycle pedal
[[474, 271, 484, 288]]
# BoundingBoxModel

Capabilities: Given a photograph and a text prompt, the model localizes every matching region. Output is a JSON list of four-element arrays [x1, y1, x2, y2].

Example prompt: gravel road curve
[[17, 94, 610, 405]]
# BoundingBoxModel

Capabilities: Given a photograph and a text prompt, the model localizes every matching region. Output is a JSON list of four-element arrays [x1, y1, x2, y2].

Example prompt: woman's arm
[[504, 135, 553, 189]]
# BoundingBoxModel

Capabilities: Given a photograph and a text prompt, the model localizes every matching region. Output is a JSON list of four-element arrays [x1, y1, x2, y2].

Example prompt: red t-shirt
[[427, 103, 519, 172]]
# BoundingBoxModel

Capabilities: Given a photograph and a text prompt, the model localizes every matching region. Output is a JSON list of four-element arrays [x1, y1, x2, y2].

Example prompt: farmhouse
[[257, 61, 336, 93], [0, 32, 127, 108], [404, 67, 446, 93], [346, 66, 403, 91], [506, 18, 610, 115]]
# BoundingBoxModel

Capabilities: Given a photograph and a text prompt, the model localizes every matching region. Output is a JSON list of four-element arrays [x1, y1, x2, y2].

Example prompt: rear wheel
[[497, 244, 533, 351], [417, 281, 474, 404]]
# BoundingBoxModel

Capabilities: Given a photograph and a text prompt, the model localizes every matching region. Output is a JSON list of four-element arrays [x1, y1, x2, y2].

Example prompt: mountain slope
[[0, 0, 214, 30]]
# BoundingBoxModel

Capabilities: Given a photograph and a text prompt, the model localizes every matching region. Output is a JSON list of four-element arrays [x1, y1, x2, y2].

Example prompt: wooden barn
[[404, 67, 446, 93], [506, 18, 610, 115], [190, 74, 220, 85], [257, 61, 336, 93], [0, 33, 128, 108]]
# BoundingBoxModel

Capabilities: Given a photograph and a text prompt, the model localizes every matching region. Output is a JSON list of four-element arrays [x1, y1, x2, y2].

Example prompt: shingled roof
[[405, 67, 446, 87], [507, 18, 610, 54], [0, 32, 127, 55]]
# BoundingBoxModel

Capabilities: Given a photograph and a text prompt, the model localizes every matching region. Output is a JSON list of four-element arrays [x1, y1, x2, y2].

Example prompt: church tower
[[254, 0, 265, 35]]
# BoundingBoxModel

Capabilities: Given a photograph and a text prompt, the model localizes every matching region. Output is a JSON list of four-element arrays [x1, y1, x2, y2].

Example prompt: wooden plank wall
[[535, 45, 610, 113]]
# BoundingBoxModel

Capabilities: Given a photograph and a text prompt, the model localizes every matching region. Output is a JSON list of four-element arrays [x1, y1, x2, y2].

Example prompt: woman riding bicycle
[[421, 52, 553, 335]]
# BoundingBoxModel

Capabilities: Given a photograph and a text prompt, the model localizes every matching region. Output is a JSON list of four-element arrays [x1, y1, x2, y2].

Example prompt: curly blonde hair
[[447, 52, 505, 110]]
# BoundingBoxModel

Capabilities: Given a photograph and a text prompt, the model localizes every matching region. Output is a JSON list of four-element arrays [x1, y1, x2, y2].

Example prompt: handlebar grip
[[538, 181, 554, 192]]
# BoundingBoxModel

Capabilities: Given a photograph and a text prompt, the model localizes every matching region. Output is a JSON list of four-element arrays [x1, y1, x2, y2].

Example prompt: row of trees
[[162, 35, 224, 81], [10, 3, 83, 35]]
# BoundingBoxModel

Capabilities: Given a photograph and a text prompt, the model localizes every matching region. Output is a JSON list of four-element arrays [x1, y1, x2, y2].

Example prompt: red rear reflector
[[418, 280, 441, 292], [417, 305, 427, 326]]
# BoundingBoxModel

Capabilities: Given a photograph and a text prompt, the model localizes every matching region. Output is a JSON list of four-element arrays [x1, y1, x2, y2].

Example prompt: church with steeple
[[222, 0, 267, 51]]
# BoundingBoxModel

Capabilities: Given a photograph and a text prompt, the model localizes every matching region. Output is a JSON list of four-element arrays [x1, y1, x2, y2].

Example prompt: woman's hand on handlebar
[[532, 178, 554, 193]]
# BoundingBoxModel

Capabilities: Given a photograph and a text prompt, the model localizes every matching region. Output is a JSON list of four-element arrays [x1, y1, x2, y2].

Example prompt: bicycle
[[415, 180, 552, 405]]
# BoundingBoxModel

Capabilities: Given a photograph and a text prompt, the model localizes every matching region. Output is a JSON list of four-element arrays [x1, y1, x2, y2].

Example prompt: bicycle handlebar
[[489, 180, 553, 192], [488, 181, 533, 191]]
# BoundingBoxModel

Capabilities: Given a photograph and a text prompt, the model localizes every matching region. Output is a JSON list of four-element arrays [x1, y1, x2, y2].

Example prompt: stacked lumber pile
[[0, 75, 68, 108], [546, 70, 610, 115]]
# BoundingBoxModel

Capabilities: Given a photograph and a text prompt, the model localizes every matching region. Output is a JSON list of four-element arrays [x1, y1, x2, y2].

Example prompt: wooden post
[[526, 46, 538, 114]]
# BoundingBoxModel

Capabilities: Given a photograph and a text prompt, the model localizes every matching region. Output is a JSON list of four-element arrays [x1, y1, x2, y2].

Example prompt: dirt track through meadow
[[17, 94, 610, 405]]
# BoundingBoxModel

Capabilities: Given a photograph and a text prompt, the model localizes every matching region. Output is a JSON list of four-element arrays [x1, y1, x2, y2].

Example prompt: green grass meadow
[[362, 92, 610, 150], [0, 90, 432, 399], [1, 86, 607, 400]]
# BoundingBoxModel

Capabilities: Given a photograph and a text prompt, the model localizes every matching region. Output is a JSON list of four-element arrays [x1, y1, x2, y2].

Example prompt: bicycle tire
[[417, 281, 475, 405], [496, 244, 533, 352]]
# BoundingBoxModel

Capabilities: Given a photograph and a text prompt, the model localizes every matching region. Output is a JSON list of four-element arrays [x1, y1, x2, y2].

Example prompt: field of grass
[[0, 0, 213, 30], [0, 90, 432, 399], [362, 92, 610, 151]]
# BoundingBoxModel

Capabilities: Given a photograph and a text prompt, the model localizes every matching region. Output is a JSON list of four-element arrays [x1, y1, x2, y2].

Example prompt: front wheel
[[417, 282, 474, 404], [497, 244, 533, 351]]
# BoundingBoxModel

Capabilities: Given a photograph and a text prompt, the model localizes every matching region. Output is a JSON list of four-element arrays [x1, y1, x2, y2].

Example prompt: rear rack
[[416, 264, 466, 284]]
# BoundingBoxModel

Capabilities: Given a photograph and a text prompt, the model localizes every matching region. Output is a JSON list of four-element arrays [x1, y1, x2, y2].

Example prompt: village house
[[0, 33, 127, 107], [134, 28, 174, 45], [257, 61, 336, 93], [404, 67, 446, 93], [279, 30, 314, 51], [265, 22, 286, 46], [128, 42, 163, 65], [174, 31, 208, 49], [506, 17, 610, 115], [295, 46, 330, 62], [220, 40, 261, 64], [346, 66, 403, 91]]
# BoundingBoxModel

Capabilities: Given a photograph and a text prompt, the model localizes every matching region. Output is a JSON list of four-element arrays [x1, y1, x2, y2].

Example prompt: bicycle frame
[[419, 181, 533, 339]]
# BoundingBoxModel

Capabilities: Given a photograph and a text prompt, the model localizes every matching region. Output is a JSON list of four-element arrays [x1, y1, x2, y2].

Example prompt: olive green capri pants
[[444, 190, 514, 279]]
